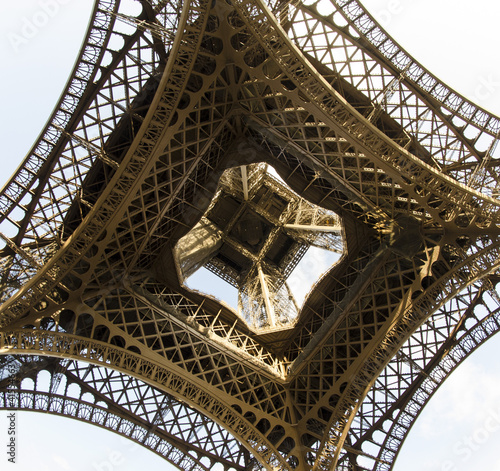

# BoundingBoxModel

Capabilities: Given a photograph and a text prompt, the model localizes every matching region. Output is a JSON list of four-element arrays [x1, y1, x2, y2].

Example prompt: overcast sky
[[1, 1, 500, 470]]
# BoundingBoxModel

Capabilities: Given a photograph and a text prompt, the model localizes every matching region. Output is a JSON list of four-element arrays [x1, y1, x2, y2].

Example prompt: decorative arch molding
[[0, 331, 289, 470], [377, 279, 500, 470], [0, 0, 499, 470], [336, 276, 500, 470], [297, 0, 500, 133], [0, 356, 250, 471], [2, 232, 500, 471], [0, 0, 120, 223], [284, 233, 500, 470]]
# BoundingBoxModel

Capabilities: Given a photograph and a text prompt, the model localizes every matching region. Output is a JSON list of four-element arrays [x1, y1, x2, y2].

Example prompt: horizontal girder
[[1, 1, 500, 470]]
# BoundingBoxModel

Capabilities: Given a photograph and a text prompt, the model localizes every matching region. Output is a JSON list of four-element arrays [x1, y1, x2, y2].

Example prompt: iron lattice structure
[[1, 0, 500, 470]]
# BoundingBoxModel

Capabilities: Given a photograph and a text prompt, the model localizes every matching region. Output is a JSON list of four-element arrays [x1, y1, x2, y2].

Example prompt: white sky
[[1, 1, 500, 470]]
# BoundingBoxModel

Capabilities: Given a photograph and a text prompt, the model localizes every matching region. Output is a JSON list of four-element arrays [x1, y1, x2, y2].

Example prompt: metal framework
[[175, 162, 342, 329], [1, 0, 499, 470]]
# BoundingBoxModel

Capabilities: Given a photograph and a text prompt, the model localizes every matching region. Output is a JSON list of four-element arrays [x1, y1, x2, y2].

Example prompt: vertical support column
[[258, 264, 275, 327], [284, 280, 300, 314], [240, 166, 249, 201]]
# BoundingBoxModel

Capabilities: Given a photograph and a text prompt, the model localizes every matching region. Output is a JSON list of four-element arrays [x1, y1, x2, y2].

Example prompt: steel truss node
[[1, 0, 500, 470]]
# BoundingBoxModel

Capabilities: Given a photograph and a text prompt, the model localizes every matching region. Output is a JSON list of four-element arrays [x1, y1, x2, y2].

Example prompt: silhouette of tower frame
[[1, 1, 500, 470]]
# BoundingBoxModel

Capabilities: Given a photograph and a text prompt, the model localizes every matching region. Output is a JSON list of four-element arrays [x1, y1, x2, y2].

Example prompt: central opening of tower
[[175, 163, 343, 330]]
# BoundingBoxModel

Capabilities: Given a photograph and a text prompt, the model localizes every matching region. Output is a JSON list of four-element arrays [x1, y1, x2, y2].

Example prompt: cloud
[[288, 246, 340, 306], [52, 454, 73, 471]]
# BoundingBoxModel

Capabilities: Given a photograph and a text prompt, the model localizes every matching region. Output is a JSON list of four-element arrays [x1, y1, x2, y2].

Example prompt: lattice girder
[[0, 329, 295, 469], [292, 233, 498, 469], [232, 0, 500, 228], [0, 0, 184, 299], [0, 355, 251, 471], [4, 231, 499, 470], [3, 0, 500, 322], [0, 0, 215, 324], [2, 0, 500, 322], [288, 1, 500, 187], [340, 276, 500, 470], [1, 1, 500, 470]]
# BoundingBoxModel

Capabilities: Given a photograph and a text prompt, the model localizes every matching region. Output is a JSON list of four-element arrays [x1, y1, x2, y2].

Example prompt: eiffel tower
[[1, 1, 500, 470]]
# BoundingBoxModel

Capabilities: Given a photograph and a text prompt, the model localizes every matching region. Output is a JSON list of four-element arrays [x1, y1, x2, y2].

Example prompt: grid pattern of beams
[[0, 0, 499, 470]]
